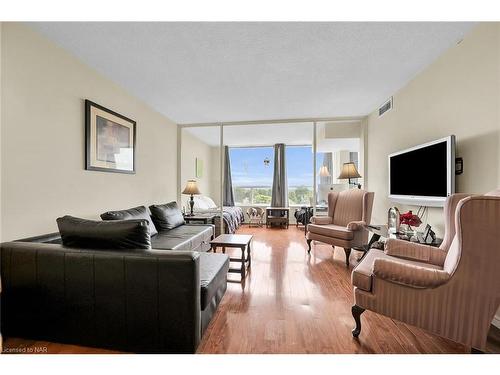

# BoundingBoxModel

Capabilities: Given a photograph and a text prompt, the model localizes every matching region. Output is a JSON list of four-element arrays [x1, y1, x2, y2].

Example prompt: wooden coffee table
[[210, 234, 252, 279]]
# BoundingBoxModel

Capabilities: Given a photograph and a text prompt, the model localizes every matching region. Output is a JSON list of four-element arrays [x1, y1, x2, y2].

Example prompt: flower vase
[[404, 225, 416, 237]]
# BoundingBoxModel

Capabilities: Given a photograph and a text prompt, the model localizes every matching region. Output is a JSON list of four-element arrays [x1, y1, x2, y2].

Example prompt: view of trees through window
[[230, 146, 315, 206]]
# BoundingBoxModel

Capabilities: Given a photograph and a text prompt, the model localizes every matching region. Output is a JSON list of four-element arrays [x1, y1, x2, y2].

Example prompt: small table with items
[[210, 234, 253, 279], [354, 224, 443, 256], [183, 213, 217, 225], [294, 206, 313, 231], [266, 207, 290, 229]]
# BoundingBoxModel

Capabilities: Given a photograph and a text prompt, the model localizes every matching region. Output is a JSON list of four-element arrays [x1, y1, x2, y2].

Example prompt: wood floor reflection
[[197, 226, 467, 354]]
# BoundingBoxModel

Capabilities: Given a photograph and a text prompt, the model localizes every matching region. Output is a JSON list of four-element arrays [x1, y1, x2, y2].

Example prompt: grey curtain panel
[[271, 143, 288, 207], [223, 146, 235, 206], [321, 152, 333, 185]]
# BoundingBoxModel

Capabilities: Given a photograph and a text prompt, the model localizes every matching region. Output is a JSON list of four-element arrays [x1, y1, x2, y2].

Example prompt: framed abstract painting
[[85, 100, 136, 174]]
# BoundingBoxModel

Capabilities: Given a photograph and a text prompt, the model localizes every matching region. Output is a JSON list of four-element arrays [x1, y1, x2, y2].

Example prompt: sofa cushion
[[199, 252, 229, 310], [151, 224, 214, 251], [307, 223, 354, 240], [149, 202, 185, 230], [56, 215, 151, 250], [101, 205, 158, 236], [352, 249, 442, 292]]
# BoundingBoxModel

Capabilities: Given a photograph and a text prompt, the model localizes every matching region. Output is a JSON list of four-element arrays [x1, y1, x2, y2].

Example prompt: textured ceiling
[[29, 22, 475, 124]]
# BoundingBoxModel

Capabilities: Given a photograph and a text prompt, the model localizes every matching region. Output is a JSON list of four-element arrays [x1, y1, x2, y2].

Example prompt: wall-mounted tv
[[388, 135, 455, 207]]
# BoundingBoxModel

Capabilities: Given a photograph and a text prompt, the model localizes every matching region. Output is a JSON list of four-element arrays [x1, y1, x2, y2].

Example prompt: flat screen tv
[[388, 135, 455, 207]]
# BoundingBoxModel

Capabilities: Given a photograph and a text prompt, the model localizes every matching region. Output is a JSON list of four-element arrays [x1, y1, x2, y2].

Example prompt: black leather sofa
[[0, 220, 229, 353]]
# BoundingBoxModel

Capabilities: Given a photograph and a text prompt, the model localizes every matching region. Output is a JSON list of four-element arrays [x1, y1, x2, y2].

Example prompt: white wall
[[180, 128, 219, 207], [360, 118, 368, 188], [324, 121, 361, 139], [0, 23, 178, 241], [366, 23, 500, 236], [210, 145, 222, 206]]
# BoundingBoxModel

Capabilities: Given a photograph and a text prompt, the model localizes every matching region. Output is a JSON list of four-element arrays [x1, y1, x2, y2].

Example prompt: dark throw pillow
[[57, 215, 151, 250], [149, 201, 185, 230], [100, 205, 158, 236]]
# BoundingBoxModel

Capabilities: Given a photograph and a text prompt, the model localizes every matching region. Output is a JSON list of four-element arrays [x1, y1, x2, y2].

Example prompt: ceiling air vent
[[378, 97, 393, 117]]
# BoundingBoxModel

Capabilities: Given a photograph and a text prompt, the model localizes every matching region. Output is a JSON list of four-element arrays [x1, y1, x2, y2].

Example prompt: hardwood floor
[[197, 226, 467, 354], [4, 225, 498, 354], [2, 338, 121, 354]]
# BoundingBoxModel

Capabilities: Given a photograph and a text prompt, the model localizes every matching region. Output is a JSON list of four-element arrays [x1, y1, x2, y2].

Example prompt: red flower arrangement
[[400, 210, 422, 229]]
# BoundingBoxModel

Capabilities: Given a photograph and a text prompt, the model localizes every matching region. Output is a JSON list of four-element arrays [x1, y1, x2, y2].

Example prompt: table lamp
[[338, 162, 362, 189], [319, 165, 331, 177], [182, 180, 201, 216]]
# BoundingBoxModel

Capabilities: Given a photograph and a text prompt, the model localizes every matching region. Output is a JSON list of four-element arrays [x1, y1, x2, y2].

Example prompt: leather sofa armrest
[[373, 258, 449, 289], [347, 221, 366, 231], [14, 232, 62, 243], [384, 238, 446, 266], [310, 216, 332, 225]]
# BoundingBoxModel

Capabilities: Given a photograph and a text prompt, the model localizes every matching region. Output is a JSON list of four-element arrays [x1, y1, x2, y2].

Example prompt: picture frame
[[422, 224, 436, 244], [85, 100, 136, 174], [196, 157, 203, 178]]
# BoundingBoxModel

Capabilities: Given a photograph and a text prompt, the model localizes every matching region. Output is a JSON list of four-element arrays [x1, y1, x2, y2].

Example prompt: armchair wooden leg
[[344, 248, 352, 267], [306, 239, 312, 253], [471, 347, 484, 354], [351, 305, 365, 338]]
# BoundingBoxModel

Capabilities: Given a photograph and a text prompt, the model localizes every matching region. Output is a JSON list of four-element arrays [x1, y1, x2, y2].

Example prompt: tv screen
[[390, 140, 449, 198]]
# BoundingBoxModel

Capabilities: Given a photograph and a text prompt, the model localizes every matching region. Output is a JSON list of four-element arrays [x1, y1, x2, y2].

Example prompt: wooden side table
[[183, 214, 216, 224], [265, 207, 290, 229], [210, 234, 253, 279]]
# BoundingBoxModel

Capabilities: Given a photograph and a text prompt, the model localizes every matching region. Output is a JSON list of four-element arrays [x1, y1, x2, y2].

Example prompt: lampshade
[[338, 162, 362, 179], [319, 165, 331, 177], [182, 180, 201, 195]]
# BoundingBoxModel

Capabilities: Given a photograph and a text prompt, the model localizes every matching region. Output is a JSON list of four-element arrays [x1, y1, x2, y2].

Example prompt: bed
[[185, 196, 245, 237]]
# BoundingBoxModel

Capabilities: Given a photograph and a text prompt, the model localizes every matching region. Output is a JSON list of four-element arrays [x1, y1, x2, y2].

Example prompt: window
[[286, 145, 314, 206], [230, 145, 315, 206], [230, 147, 274, 205]]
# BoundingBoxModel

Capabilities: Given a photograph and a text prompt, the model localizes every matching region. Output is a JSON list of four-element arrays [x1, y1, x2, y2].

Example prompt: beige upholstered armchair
[[351, 190, 500, 352], [306, 189, 375, 267]]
